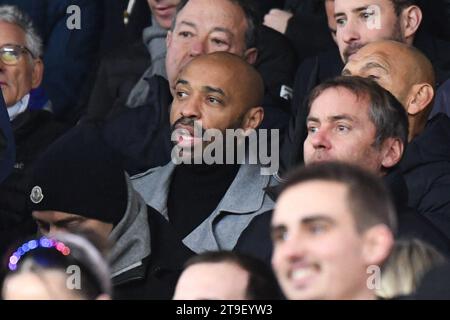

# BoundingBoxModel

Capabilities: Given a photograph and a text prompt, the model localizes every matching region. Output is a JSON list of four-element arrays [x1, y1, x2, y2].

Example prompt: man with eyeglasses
[[0, 5, 68, 255]]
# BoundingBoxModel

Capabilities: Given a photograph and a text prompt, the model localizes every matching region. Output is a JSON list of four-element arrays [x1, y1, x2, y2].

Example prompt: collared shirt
[[7, 94, 29, 121]]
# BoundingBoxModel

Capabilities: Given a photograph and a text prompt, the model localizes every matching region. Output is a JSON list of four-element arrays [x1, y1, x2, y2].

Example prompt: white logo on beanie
[[30, 186, 44, 204]]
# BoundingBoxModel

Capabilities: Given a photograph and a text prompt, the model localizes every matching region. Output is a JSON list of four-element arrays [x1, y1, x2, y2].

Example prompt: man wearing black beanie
[[28, 124, 194, 299]]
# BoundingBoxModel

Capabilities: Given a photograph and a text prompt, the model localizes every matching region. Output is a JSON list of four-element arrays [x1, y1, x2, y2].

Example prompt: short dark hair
[[307, 76, 409, 149], [184, 251, 282, 300], [279, 162, 398, 234], [172, 0, 260, 50], [390, 0, 417, 16]]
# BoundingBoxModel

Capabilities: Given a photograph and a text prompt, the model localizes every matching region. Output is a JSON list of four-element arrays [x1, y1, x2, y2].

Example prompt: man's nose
[[180, 95, 201, 119], [189, 39, 206, 57], [276, 232, 308, 263], [339, 19, 361, 44], [310, 129, 332, 150]]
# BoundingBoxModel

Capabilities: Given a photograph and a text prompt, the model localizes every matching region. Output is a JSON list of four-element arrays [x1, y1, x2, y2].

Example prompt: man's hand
[[263, 9, 293, 34]]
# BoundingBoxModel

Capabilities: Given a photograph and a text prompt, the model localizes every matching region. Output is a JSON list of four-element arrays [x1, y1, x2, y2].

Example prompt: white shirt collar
[[7, 94, 29, 121]]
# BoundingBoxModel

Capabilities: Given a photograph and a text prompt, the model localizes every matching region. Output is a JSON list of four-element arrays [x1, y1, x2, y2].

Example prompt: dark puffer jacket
[[401, 114, 450, 240]]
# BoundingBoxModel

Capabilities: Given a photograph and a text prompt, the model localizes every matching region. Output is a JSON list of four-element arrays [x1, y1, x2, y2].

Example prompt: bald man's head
[[170, 51, 264, 135], [343, 40, 434, 105], [177, 52, 264, 109], [342, 40, 435, 140]]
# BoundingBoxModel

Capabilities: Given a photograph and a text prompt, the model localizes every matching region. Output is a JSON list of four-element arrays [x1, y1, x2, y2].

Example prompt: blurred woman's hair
[[377, 238, 447, 299], [2, 232, 112, 300]]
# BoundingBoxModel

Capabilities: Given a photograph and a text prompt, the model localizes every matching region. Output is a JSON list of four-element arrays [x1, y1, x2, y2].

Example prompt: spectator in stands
[[281, 0, 450, 175], [83, 0, 180, 122], [303, 76, 450, 254], [2, 233, 112, 300], [131, 52, 276, 256], [377, 238, 446, 299], [0, 5, 68, 257], [0, 0, 103, 121], [100, 0, 295, 175], [236, 76, 450, 265], [343, 40, 450, 242], [271, 162, 396, 300], [28, 124, 194, 299], [173, 251, 281, 300], [343, 41, 434, 142]]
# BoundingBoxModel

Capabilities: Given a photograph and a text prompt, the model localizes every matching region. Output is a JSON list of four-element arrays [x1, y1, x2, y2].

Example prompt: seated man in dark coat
[[0, 0, 103, 120], [131, 52, 277, 256], [0, 6, 68, 255], [236, 76, 450, 264], [100, 0, 296, 175], [343, 40, 450, 242], [281, 0, 450, 174]]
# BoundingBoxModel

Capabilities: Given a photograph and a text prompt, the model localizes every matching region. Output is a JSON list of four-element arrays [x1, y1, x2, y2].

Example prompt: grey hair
[[0, 5, 43, 58]]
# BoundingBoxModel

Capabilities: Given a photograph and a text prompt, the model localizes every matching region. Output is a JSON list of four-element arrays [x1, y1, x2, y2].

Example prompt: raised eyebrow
[[306, 116, 320, 123], [361, 62, 389, 73], [329, 114, 356, 122], [178, 21, 197, 30], [335, 5, 371, 18], [54, 217, 85, 226], [175, 79, 189, 87], [352, 6, 371, 14], [301, 215, 335, 226], [202, 85, 225, 97], [211, 27, 233, 38]]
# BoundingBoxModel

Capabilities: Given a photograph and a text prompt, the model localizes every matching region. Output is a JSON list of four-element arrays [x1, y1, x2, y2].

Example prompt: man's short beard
[[390, 19, 406, 43]]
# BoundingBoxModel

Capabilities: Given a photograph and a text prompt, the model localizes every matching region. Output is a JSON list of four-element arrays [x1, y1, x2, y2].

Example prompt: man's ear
[[242, 106, 264, 133], [244, 48, 258, 65], [362, 225, 394, 267], [380, 138, 404, 169], [31, 58, 44, 89], [400, 6, 422, 42], [166, 30, 173, 49], [406, 83, 434, 116]]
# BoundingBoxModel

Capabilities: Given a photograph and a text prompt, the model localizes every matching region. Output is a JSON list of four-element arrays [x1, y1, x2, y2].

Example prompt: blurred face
[[165, 0, 254, 88], [271, 181, 373, 300], [0, 21, 42, 107], [147, 0, 180, 29], [304, 87, 386, 174], [3, 270, 83, 300], [173, 262, 249, 300], [342, 42, 414, 106], [334, 0, 404, 63], [32, 211, 113, 242], [170, 58, 250, 155]]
